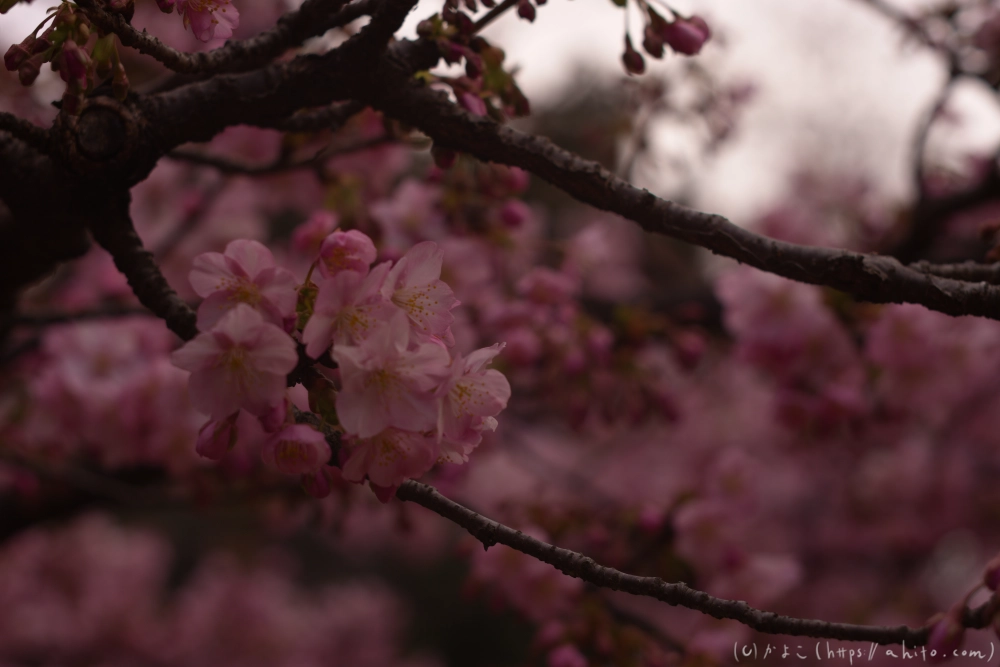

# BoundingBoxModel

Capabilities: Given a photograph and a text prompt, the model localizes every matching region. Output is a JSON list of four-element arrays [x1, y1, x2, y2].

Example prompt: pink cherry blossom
[[195, 412, 239, 460], [333, 312, 450, 438], [317, 230, 378, 278], [177, 0, 239, 42], [190, 239, 298, 331], [340, 427, 439, 489], [291, 210, 339, 257], [170, 304, 298, 419], [437, 344, 510, 461], [301, 263, 398, 358], [382, 242, 460, 345], [260, 424, 330, 475]]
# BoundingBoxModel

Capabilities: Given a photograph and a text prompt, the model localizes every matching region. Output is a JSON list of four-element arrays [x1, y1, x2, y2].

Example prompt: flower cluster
[[156, 0, 240, 42], [171, 232, 510, 500]]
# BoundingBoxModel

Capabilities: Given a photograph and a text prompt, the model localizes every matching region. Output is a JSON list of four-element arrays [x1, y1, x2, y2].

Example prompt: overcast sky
[[3, 0, 999, 220]]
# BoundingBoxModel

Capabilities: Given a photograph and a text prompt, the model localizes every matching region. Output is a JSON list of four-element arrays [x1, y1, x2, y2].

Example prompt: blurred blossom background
[[4, 0, 1000, 665]]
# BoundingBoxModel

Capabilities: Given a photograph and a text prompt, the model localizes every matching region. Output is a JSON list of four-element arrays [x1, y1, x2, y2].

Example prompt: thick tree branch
[[86, 192, 198, 340], [0, 112, 53, 156], [396, 480, 993, 645], [76, 0, 366, 74], [364, 82, 1000, 320], [139, 0, 418, 151]]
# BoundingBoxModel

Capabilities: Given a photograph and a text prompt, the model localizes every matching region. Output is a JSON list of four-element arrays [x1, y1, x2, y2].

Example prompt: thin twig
[[473, 0, 520, 32], [167, 135, 398, 176]]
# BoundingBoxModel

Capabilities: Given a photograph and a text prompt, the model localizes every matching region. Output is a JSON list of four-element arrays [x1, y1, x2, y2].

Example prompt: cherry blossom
[[317, 230, 378, 278], [301, 262, 397, 358], [382, 242, 460, 345], [177, 0, 240, 42], [436, 343, 511, 460], [333, 312, 450, 438], [260, 424, 331, 476], [189, 239, 298, 331], [340, 427, 439, 490], [170, 304, 298, 419]]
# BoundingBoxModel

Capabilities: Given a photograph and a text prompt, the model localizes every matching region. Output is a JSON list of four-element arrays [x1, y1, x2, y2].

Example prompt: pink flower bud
[[642, 24, 664, 59], [661, 16, 710, 56], [262, 424, 331, 476], [926, 606, 965, 664], [259, 397, 288, 433], [517, 0, 536, 22], [465, 53, 483, 78], [622, 35, 645, 75], [317, 229, 377, 277], [505, 166, 530, 193], [499, 200, 530, 228], [985, 551, 1000, 591], [156, 0, 175, 11], [4, 42, 31, 72], [58, 39, 91, 88], [17, 53, 43, 86], [459, 92, 488, 117], [195, 412, 240, 461], [112, 62, 129, 101]]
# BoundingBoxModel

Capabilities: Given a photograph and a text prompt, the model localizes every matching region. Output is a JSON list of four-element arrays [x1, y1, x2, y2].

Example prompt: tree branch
[[364, 81, 1000, 320], [910, 260, 1000, 284], [76, 0, 366, 74], [139, 0, 418, 151], [167, 134, 396, 175], [0, 111, 53, 156], [86, 192, 198, 340], [396, 480, 992, 645]]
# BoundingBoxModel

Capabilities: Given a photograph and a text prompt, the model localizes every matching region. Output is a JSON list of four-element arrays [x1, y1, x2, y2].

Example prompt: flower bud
[[661, 16, 710, 56], [195, 412, 240, 461], [622, 35, 645, 75], [499, 200, 530, 228], [112, 62, 129, 100], [262, 424, 331, 476], [459, 91, 488, 117], [155, 0, 175, 12], [465, 52, 483, 78], [18, 53, 43, 86], [984, 551, 1000, 591], [926, 606, 965, 664], [517, 0, 536, 22], [4, 41, 31, 72], [642, 24, 664, 58]]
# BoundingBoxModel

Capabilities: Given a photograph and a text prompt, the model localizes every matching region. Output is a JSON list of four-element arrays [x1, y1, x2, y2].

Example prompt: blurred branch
[[396, 479, 992, 645], [473, 0, 519, 32], [167, 134, 398, 176], [75, 0, 366, 74], [3, 304, 156, 327], [153, 178, 228, 261]]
